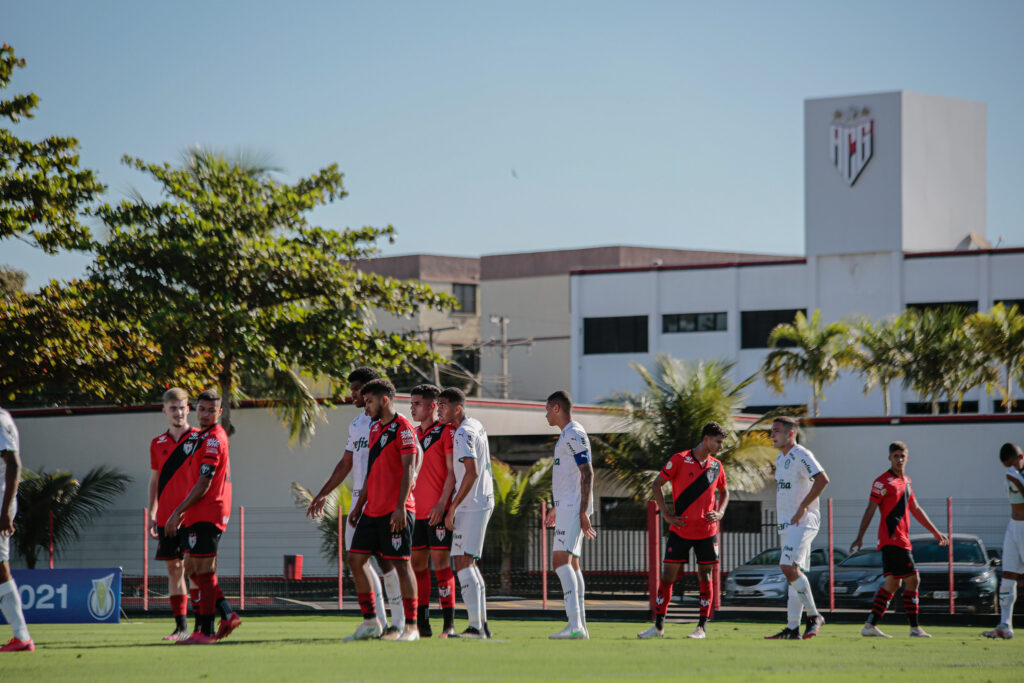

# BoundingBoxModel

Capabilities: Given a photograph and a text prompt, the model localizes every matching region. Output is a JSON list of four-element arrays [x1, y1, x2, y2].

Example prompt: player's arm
[[652, 473, 684, 527], [790, 471, 829, 525], [849, 500, 879, 553], [0, 449, 21, 536], [909, 498, 949, 546], [428, 447, 456, 526], [148, 469, 160, 538], [390, 444, 417, 532], [164, 465, 214, 536], [579, 460, 597, 539], [307, 451, 353, 518]]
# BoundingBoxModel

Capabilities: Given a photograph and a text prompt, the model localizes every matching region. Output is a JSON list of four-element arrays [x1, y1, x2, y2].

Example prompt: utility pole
[[490, 315, 510, 399], [420, 324, 461, 386]]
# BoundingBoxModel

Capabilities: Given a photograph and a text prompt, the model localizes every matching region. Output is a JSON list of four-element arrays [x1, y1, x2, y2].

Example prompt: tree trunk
[[881, 381, 891, 416], [931, 394, 940, 415], [811, 384, 820, 417], [1006, 365, 1014, 414], [500, 551, 512, 595], [219, 356, 235, 435]]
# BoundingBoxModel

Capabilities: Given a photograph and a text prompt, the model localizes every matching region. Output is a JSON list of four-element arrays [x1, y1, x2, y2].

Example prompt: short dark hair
[[773, 416, 798, 431], [347, 366, 381, 385], [889, 441, 908, 454], [438, 387, 466, 406], [546, 390, 572, 413], [197, 388, 221, 404], [360, 378, 396, 400], [1000, 442, 1022, 464], [411, 384, 441, 401], [702, 421, 728, 439]]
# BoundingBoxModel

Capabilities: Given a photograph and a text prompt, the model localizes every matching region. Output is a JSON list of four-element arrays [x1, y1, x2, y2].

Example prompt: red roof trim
[[904, 247, 1024, 260], [807, 414, 1024, 427], [570, 258, 806, 276]]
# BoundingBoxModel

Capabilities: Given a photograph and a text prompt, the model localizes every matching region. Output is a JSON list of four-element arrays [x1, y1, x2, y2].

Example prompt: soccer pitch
[[3, 617, 1018, 682]]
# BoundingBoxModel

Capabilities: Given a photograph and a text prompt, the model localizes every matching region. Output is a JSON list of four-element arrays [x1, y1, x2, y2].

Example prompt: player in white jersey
[[983, 442, 1024, 639], [307, 367, 398, 634], [0, 407, 33, 652], [764, 416, 830, 641], [544, 390, 596, 640], [439, 387, 494, 639]]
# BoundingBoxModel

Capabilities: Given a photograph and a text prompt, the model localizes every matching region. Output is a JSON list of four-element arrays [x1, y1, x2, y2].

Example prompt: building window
[[662, 312, 727, 334], [905, 401, 979, 414], [583, 315, 648, 355], [452, 283, 477, 313], [740, 309, 805, 349], [450, 345, 480, 374], [720, 501, 762, 533], [905, 301, 978, 315], [995, 299, 1024, 311], [599, 497, 646, 529]]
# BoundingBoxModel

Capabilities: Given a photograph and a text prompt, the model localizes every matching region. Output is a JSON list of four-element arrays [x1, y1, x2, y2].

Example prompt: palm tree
[[485, 457, 552, 595], [598, 355, 776, 502], [762, 309, 856, 417], [851, 315, 912, 416], [290, 481, 353, 563], [965, 303, 1024, 413], [14, 466, 132, 569]]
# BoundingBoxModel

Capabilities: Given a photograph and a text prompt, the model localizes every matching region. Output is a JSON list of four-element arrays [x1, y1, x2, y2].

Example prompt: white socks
[[458, 567, 483, 629], [790, 573, 819, 618], [0, 580, 30, 641], [786, 584, 803, 629], [472, 565, 488, 627], [369, 570, 387, 631], [382, 568, 404, 630], [999, 578, 1017, 628], [575, 567, 587, 629], [556, 565, 581, 629]]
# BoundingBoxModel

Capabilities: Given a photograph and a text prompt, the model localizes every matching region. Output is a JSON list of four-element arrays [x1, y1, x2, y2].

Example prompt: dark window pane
[[905, 301, 977, 315], [599, 497, 646, 529], [740, 309, 806, 349], [904, 401, 979, 414], [662, 311, 726, 334], [452, 283, 477, 313], [451, 345, 480, 374], [720, 500, 761, 533], [583, 316, 648, 354]]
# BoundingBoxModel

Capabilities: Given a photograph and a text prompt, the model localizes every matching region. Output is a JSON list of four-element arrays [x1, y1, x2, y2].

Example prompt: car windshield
[[746, 549, 781, 565], [838, 550, 882, 567], [912, 538, 985, 564]]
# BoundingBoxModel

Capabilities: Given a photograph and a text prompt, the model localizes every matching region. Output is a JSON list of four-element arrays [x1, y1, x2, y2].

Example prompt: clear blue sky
[[3, 0, 1023, 289]]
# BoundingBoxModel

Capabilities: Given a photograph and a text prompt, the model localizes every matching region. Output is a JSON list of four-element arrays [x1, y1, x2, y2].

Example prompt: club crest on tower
[[830, 107, 873, 186]]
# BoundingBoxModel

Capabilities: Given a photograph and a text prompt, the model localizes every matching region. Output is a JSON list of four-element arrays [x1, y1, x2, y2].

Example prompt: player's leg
[[411, 519, 433, 636], [903, 571, 929, 637], [690, 536, 719, 639], [378, 560, 404, 633], [208, 554, 241, 640], [0, 553, 32, 652], [782, 526, 823, 638], [571, 554, 587, 635], [164, 557, 189, 640], [639, 536, 684, 638], [766, 527, 811, 639], [551, 508, 585, 638], [431, 546, 456, 636], [181, 549, 218, 643], [862, 548, 901, 638], [986, 521, 1022, 638], [380, 511, 418, 642], [452, 509, 486, 638], [471, 508, 492, 637], [348, 514, 384, 640]]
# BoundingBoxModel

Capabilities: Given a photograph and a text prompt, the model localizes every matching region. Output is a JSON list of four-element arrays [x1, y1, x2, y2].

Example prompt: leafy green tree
[[14, 466, 132, 568], [1, 44, 104, 252], [851, 315, 912, 416], [485, 457, 552, 594], [599, 355, 776, 502], [91, 148, 452, 441], [966, 303, 1024, 413], [290, 481, 352, 564], [0, 264, 26, 298], [762, 309, 856, 417]]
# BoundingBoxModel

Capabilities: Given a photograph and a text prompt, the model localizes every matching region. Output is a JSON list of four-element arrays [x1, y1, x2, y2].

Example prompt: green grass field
[[2, 616, 1018, 682]]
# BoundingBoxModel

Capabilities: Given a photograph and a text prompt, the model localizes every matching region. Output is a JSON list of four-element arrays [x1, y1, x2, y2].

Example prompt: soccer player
[[638, 422, 729, 640], [408, 384, 457, 638], [307, 367, 397, 634], [544, 390, 597, 640], [983, 442, 1024, 639], [164, 389, 240, 644], [439, 387, 495, 639], [346, 379, 420, 641], [764, 416, 829, 640], [849, 441, 948, 638], [148, 387, 199, 641], [0, 406, 33, 653]]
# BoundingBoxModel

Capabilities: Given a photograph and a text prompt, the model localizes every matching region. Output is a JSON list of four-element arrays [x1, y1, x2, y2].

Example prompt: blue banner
[[2, 568, 122, 624]]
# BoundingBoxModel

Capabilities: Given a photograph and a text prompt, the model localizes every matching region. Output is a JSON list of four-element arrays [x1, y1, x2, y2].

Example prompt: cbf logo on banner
[[2, 568, 122, 624]]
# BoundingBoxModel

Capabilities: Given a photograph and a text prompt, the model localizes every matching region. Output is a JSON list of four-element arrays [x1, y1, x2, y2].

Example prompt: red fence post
[[541, 501, 548, 610], [828, 499, 835, 613], [947, 497, 954, 615], [143, 508, 149, 611], [647, 501, 661, 618], [338, 504, 344, 611], [48, 509, 54, 569], [239, 506, 245, 612]]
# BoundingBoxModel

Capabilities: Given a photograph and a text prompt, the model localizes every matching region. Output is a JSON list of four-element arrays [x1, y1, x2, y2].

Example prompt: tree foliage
[[90, 148, 453, 441], [965, 303, 1024, 413], [14, 465, 132, 569], [0, 44, 104, 252], [485, 457, 552, 594], [0, 264, 27, 298], [290, 480, 352, 564], [850, 315, 912, 416]]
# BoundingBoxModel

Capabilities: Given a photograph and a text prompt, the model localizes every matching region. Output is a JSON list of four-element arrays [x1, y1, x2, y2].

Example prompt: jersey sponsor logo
[[778, 481, 792, 490], [353, 436, 369, 451], [400, 430, 415, 446], [206, 437, 220, 449]]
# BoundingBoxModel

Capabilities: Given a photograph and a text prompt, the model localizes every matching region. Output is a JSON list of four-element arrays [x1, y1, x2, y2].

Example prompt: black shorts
[[154, 525, 185, 561], [351, 511, 414, 560], [881, 545, 917, 578], [180, 522, 223, 558], [412, 516, 453, 551], [664, 532, 719, 565]]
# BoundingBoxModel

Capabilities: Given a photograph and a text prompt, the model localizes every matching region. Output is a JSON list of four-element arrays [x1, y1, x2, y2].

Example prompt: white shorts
[[343, 489, 361, 551], [453, 507, 493, 559], [553, 507, 584, 557], [779, 524, 818, 571], [1002, 519, 1024, 575], [0, 533, 8, 563]]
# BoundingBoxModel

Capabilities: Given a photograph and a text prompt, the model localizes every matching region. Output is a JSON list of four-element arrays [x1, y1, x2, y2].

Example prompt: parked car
[[723, 546, 847, 605], [819, 534, 998, 613]]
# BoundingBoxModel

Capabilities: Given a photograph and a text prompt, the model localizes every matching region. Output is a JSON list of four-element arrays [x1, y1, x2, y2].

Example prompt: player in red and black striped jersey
[[347, 379, 421, 642], [147, 388, 199, 641], [850, 442, 948, 638], [164, 389, 240, 644], [408, 384, 456, 637], [638, 422, 730, 640]]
